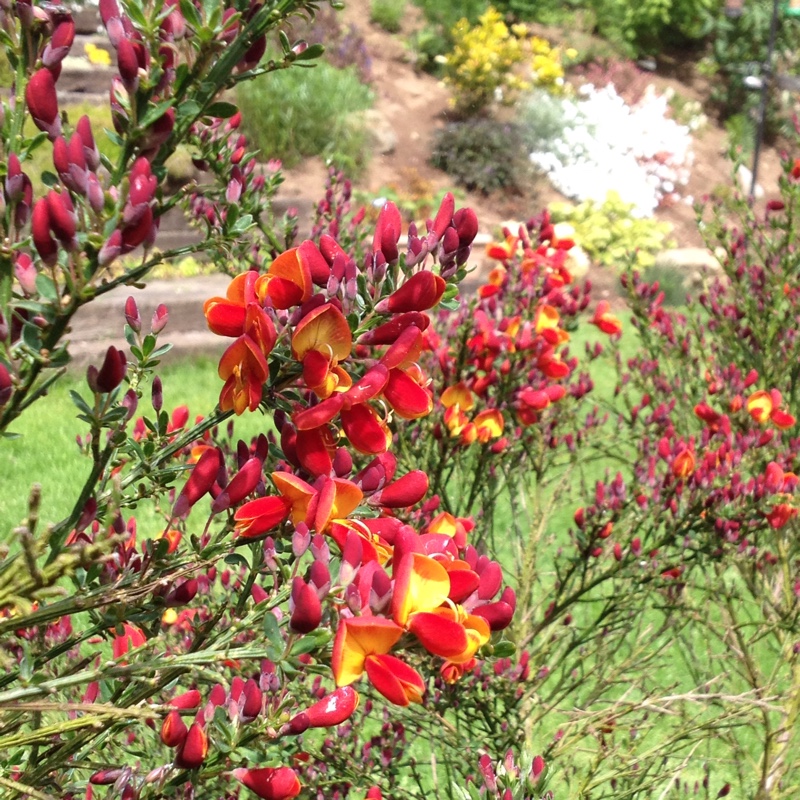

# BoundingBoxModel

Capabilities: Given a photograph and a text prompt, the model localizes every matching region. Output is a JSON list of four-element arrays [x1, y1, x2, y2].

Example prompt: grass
[[236, 60, 374, 177], [0, 358, 271, 543]]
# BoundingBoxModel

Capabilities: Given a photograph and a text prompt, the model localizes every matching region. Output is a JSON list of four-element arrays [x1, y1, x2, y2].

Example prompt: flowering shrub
[[521, 83, 695, 216], [549, 191, 675, 271], [443, 7, 528, 115], [7, 0, 800, 796], [0, 0, 523, 796], [442, 10, 570, 115]]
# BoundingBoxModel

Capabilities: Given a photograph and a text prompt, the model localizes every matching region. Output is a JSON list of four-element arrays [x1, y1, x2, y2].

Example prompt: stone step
[[70, 274, 230, 367]]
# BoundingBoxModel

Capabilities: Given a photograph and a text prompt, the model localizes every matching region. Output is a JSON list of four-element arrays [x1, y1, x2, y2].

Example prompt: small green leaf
[[139, 100, 175, 129], [35, 274, 59, 302], [263, 611, 284, 652], [224, 553, 250, 570], [69, 390, 94, 416], [125, 1, 148, 29], [179, 0, 202, 28], [293, 43, 324, 61], [175, 99, 202, 124], [21, 322, 41, 351], [205, 101, 239, 119]]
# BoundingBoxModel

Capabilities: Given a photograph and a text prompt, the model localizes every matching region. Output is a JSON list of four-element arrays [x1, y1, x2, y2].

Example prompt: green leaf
[[124, 1, 148, 29], [206, 101, 239, 119], [139, 100, 175, 129], [35, 274, 59, 302], [179, 0, 202, 29], [69, 390, 94, 416], [149, 343, 174, 359], [263, 610, 284, 652], [175, 99, 202, 124], [231, 213, 254, 234], [291, 628, 332, 656], [21, 322, 41, 351], [141, 333, 156, 358], [124, 324, 139, 348], [224, 553, 250, 570], [293, 43, 325, 61]]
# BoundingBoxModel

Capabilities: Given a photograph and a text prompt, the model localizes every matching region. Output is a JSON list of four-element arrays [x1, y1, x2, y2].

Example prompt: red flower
[[112, 622, 146, 661], [232, 766, 301, 800], [376, 271, 446, 314], [172, 447, 223, 519], [590, 301, 623, 335], [175, 722, 208, 769]]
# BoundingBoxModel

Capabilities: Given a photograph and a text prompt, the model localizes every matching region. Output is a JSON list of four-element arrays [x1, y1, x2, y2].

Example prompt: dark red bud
[[26, 69, 60, 138], [289, 577, 322, 634], [89, 346, 127, 393]]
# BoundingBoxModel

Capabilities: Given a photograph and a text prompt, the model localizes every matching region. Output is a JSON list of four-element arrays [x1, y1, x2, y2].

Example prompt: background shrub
[[549, 191, 675, 270], [430, 119, 534, 194], [370, 0, 406, 32], [237, 62, 374, 174], [408, 0, 488, 73]]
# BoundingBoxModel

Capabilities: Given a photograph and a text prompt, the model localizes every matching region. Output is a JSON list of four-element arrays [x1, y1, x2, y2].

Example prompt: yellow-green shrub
[[443, 7, 528, 115], [549, 191, 674, 271]]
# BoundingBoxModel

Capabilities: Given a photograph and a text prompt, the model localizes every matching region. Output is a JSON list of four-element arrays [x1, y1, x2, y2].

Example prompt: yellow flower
[[85, 42, 112, 66]]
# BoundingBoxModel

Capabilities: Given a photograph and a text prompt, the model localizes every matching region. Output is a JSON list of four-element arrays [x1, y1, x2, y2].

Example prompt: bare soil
[[278, 0, 788, 256]]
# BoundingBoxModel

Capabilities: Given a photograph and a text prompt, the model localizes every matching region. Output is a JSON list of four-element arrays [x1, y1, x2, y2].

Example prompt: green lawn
[[0, 357, 271, 542]]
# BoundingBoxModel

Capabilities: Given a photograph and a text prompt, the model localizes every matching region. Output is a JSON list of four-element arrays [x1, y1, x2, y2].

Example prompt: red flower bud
[[125, 296, 141, 332], [0, 364, 12, 408], [77, 114, 100, 170], [172, 447, 223, 519], [232, 767, 301, 800], [116, 38, 140, 92], [376, 271, 446, 314], [160, 709, 188, 748], [31, 198, 58, 266], [295, 686, 359, 729], [357, 312, 430, 345], [46, 190, 76, 247], [87, 346, 127, 393], [289, 577, 322, 634], [373, 201, 402, 263], [211, 457, 262, 513], [241, 678, 263, 719], [42, 19, 76, 68], [373, 470, 428, 508], [90, 769, 125, 785], [168, 689, 202, 709], [26, 69, 60, 138], [175, 722, 208, 769], [99, 229, 123, 267], [428, 191, 455, 244], [151, 303, 169, 334], [164, 579, 198, 607], [454, 207, 479, 247]]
